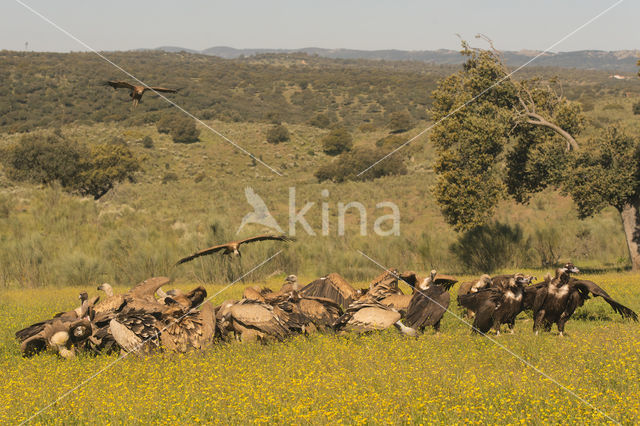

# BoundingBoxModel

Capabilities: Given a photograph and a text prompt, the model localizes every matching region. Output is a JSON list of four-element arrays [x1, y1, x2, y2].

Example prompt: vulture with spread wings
[[104, 81, 178, 107], [175, 234, 294, 265]]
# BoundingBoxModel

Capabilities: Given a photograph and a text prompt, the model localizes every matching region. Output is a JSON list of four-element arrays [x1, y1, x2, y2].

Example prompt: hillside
[[155, 46, 640, 72], [0, 50, 639, 287]]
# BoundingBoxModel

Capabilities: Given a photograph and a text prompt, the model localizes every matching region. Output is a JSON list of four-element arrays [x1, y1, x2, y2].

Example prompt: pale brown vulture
[[94, 283, 125, 314], [378, 294, 413, 316], [104, 80, 178, 107], [175, 234, 294, 265], [222, 299, 290, 343], [334, 300, 402, 334], [159, 300, 216, 352]]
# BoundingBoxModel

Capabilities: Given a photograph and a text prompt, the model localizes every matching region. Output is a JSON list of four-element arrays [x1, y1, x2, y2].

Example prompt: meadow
[[1, 271, 639, 424]]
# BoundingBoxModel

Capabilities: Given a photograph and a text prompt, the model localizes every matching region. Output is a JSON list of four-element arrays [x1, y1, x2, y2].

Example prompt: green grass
[[1, 271, 639, 424]]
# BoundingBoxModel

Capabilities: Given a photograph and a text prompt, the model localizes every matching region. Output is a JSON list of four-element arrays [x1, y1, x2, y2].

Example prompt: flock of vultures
[[15, 233, 639, 359]]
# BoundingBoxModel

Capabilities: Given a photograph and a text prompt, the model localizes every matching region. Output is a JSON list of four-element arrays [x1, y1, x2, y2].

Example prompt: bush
[[141, 135, 154, 148], [170, 116, 200, 143], [322, 127, 353, 156], [156, 115, 175, 134], [388, 110, 414, 133], [266, 124, 290, 143], [633, 102, 640, 115], [315, 146, 407, 183], [449, 222, 525, 273], [309, 113, 331, 129]]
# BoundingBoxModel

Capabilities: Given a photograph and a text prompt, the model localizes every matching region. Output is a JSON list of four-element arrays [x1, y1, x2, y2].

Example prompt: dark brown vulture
[[530, 264, 637, 335], [457, 274, 532, 335], [104, 80, 178, 107], [175, 234, 294, 265], [401, 270, 458, 334], [299, 272, 358, 309]]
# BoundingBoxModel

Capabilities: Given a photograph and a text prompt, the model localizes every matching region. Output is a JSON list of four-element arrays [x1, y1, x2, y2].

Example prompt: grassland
[[1, 95, 639, 288], [2, 271, 639, 424]]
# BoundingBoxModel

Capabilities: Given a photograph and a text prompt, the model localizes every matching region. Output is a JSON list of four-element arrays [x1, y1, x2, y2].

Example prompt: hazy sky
[[2, 0, 638, 53]]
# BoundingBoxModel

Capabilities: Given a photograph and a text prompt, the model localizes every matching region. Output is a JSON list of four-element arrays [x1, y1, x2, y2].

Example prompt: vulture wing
[[434, 274, 458, 290], [236, 234, 295, 247], [105, 80, 135, 90], [109, 319, 143, 353], [405, 286, 450, 328], [127, 276, 172, 302], [230, 302, 289, 341], [571, 279, 638, 321], [379, 294, 412, 315], [399, 271, 419, 288], [344, 306, 401, 332], [299, 273, 357, 308], [175, 244, 229, 265], [147, 86, 178, 93], [20, 333, 48, 357]]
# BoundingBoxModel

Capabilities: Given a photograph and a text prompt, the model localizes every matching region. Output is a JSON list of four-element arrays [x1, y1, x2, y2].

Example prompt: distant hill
[[154, 46, 640, 73]]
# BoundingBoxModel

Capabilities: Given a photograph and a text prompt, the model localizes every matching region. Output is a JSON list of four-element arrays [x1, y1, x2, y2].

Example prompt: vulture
[[457, 274, 532, 335], [400, 270, 458, 334], [104, 80, 177, 107], [220, 299, 290, 343], [299, 272, 358, 309], [334, 300, 403, 334], [165, 286, 208, 309], [366, 269, 403, 300], [378, 294, 413, 316], [16, 292, 92, 345], [158, 300, 216, 352], [175, 234, 294, 265], [530, 264, 638, 335], [94, 283, 125, 314]]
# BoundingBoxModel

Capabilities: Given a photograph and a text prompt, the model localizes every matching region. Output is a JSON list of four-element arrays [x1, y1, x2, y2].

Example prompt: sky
[[1, 0, 638, 53]]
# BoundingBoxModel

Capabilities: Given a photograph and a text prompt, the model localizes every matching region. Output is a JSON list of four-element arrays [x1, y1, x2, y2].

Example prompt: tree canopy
[[431, 42, 640, 269]]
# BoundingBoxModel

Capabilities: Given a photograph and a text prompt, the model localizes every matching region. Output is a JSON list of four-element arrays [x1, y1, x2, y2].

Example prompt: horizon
[[2, 1, 639, 53]]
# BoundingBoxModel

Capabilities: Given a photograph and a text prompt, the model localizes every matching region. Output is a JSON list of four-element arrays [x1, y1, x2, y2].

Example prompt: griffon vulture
[[299, 272, 358, 309], [104, 80, 178, 107], [334, 300, 402, 334], [175, 234, 294, 265]]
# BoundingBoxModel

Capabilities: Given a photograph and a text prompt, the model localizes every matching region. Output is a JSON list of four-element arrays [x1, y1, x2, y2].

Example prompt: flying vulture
[[104, 80, 178, 107], [175, 234, 294, 265], [530, 264, 637, 335]]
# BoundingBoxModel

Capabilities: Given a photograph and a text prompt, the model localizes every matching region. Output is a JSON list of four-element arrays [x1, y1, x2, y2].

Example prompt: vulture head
[[97, 283, 115, 297], [79, 292, 89, 303], [284, 275, 300, 291], [418, 270, 437, 291], [70, 319, 92, 344], [562, 263, 580, 274], [471, 274, 492, 292]]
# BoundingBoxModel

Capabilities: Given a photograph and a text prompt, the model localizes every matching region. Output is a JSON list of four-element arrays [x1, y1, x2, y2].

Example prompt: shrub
[[156, 115, 175, 134], [141, 135, 154, 148], [315, 146, 406, 183], [449, 222, 525, 273], [322, 127, 353, 156], [170, 116, 200, 143], [266, 124, 290, 143], [388, 110, 414, 133], [309, 113, 331, 129], [633, 101, 640, 115]]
